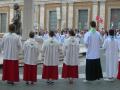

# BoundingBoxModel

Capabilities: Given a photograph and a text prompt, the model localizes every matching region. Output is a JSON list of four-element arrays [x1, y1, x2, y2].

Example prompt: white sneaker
[[104, 78, 113, 82], [83, 80, 88, 83]]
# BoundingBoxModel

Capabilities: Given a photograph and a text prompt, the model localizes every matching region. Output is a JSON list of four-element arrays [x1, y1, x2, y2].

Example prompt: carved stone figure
[[13, 3, 22, 35]]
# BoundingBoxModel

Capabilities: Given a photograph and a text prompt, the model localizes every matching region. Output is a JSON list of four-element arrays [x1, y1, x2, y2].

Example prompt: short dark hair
[[9, 24, 15, 33], [39, 32, 42, 36], [49, 31, 55, 37], [69, 30, 75, 36], [90, 21, 96, 28], [29, 31, 35, 38], [109, 29, 115, 36]]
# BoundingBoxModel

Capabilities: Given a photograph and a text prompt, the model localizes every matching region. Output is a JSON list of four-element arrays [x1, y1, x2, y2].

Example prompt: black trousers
[[86, 58, 103, 81]]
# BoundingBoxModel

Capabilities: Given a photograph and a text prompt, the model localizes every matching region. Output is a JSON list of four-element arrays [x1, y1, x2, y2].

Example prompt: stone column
[[92, 1, 98, 21], [23, 0, 34, 40], [66, 3, 69, 28], [9, 4, 14, 24], [68, 3, 73, 29], [57, 7, 61, 30], [38, 4, 40, 31], [33, 5, 39, 32], [99, 1, 105, 30], [61, 3, 67, 30], [40, 4, 45, 30]]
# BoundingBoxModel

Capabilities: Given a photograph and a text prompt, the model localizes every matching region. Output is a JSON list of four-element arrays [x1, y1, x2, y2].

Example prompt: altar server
[[34, 32, 43, 44], [60, 31, 65, 44], [23, 31, 39, 84], [84, 21, 103, 82], [62, 30, 80, 84], [55, 31, 61, 43], [34, 32, 43, 61], [42, 31, 61, 84], [1, 24, 22, 85], [43, 31, 49, 41], [103, 29, 119, 81]]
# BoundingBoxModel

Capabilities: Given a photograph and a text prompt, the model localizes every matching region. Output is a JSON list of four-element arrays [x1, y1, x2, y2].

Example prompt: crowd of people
[[0, 21, 120, 86], [34, 28, 86, 45]]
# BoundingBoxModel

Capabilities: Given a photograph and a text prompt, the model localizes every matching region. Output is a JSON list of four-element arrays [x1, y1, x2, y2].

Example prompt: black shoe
[[26, 81, 29, 85], [69, 80, 73, 84], [31, 82, 34, 85], [46, 80, 54, 85], [7, 81, 14, 85]]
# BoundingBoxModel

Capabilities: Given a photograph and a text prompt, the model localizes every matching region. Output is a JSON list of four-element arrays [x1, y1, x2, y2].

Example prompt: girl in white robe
[[62, 30, 80, 84], [103, 29, 119, 81], [23, 31, 39, 84], [42, 31, 61, 84], [1, 24, 22, 85]]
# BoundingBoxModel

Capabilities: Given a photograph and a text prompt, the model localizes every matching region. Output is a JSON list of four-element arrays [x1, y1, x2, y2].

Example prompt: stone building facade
[[0, 0, 120, 38]]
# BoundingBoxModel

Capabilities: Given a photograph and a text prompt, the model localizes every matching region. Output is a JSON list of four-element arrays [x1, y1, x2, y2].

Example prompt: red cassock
[[62, 37, 79, 79], [41, 38, 60, 80], [62, 63, 78, 78], [42, 65, 58, 80], [23, 64, 37, 82], [23, 38, 39, 82], [117, 62, 120, 79], [2, 60, 19, 82]]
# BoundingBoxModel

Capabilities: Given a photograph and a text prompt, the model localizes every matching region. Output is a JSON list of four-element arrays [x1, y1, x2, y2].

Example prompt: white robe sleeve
[[41, 43, 46, 59], [102, 39, 107, 50], [84, 33, 89, 47], [17, 37, 22, 50], [0, 38, 3, 50], [63, 39, 68, 56], [118, 40, 120, 51], [99, 33, 103, 47], [62, 44, 66, 57], [0, 34, 6, 50], [0, 38, 3, 53], [36, 43, 40, 57]]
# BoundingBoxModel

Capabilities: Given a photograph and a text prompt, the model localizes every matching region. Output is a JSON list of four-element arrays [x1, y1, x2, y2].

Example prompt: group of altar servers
[[1, 21, 120, 85], [0, 24, 80, 85]]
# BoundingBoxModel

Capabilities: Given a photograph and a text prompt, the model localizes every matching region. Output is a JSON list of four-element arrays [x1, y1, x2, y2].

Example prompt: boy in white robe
[[55, 32, 61, 43], [34, 32, 43, 44], [84, 21, 103, 82], [62, 30, 80, 84], [60, 34, 65, 44], [1, 24, 22, 85], [42, 31, 61, 84], [23, 31, 39, 84], [34, 32, 43, 61], [103, 29, 119, 81], [43, 31, 49, 41]]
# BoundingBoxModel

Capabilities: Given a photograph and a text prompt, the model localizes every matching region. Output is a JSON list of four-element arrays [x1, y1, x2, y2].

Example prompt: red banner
[[96, 16, 103, 24]]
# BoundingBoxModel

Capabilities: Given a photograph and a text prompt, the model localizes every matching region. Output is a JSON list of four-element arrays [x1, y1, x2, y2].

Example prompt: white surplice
[[63, 36, 80, 65], [23, 38, 39, 65], [0, 33, 22, 60], [42, 37, 61, 66], [34, 35, 44, 60], [34, 35, 43, 44]]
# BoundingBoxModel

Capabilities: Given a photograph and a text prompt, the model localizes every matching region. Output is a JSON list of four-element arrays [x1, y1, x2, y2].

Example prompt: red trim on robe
[[42, 65, 58, 80], [62, 63, 79, 78], [23, 64, 37, 82], [117, 62, 120, 79], [2, 60, 19, 82]]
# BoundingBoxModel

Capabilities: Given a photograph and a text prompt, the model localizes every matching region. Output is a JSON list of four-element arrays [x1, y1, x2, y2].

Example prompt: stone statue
[[13, 3, 22, 35]]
